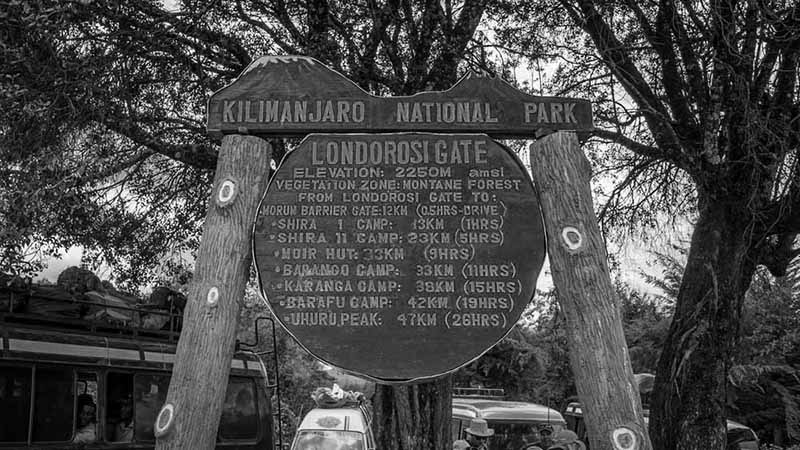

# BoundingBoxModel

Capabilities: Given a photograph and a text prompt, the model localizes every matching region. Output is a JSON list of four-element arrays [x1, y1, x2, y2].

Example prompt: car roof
[[727, 420, 752, 431], [297, 407, 369, 434], [453, 398, 566, 425]]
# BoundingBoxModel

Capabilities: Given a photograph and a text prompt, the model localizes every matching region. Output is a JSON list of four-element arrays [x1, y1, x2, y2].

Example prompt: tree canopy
[[1, 0, 488, 284], [5, 0, 800, 448], [487, 0, 800, 447]]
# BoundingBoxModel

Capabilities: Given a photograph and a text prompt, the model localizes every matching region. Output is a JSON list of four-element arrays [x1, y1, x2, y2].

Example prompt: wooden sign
[[207, 56, 593, 139], [253, 133, 546, 382]]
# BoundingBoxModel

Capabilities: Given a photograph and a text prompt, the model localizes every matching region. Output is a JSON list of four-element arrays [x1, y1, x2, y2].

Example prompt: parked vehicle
[[563, 402, 758, 449], [290, 402, 375, 450], [562, 374, 759, 450], [0, 282, 280, 449], [452, 388, 568, 450]]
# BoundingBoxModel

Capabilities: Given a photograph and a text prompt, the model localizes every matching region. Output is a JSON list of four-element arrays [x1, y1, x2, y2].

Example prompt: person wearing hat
[[464, 418, 494, 450], [518, 427, 546, 450], [547, 429, 586, 450]]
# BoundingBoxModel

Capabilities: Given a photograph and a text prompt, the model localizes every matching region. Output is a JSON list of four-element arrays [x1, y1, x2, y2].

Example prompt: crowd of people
[[453, 418, 586, 450]]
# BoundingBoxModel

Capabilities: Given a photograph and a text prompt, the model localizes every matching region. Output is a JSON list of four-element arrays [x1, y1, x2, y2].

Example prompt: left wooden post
[[155, 135, 272, 450]]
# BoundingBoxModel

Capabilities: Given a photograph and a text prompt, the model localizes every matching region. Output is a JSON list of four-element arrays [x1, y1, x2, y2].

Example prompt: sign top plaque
[[207, 56, 594, 139]]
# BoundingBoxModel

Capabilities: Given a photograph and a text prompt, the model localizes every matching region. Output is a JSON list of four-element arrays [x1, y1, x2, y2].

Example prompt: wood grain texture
[[373, 375, 453, 450], [155, 135, 272, 450], [529, 131, 651, 450], [206, 56, 593, 139]]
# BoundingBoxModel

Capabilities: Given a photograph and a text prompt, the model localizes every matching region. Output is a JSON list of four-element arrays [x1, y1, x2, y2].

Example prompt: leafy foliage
[[640, 254, 800, 446], [729, 267, 800, 446], [3, 3, 499, 448], [1, 0, 491, 287], [236, 282, 334, 446], [6, 0, 800, 448], [617, 283, 672, 375], [453, 316, 575, 409], [485, 0, 800, 447], [452, 292, 564, 400]]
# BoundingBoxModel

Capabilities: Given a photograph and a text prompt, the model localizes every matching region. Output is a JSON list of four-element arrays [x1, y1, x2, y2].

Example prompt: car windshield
[[486, 423, 552, 450], [727, 427, 758, 446], [292, 430, 365, 450]]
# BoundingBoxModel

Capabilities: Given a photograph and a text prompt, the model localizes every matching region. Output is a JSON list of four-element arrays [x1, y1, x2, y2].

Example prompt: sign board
[[253, 133, 546, 382], [207, 56, 593, 139]]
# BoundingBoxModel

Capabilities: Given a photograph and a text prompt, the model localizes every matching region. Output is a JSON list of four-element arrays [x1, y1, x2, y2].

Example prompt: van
[[452, 388, 568, 450], [290, 403, 375, 450]]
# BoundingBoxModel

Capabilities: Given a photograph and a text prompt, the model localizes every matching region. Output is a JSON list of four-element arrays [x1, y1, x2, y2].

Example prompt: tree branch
[[405, 0, 445, 90], [758, 232, 800, 277], [425, 0, 486, 89], [103, 119, 218, 170], [353, 0, 401, 90], [265, 0, 306, 49], [593, 128, 674, 162], [671, 6, 708, 113], [565, 0, 691, 169], [653, 0, 696, 128], [235, 0, 300, 54]]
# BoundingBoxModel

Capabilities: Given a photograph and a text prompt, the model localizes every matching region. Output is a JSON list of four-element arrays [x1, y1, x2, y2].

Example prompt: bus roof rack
[[1, 282, 183, 344], [453, 387, 506, 399]]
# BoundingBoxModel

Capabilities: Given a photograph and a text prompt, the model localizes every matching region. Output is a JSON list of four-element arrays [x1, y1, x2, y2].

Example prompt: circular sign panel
[[254, 133, 545, 382]]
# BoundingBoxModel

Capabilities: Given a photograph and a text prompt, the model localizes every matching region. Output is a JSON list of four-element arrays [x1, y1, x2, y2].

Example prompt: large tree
[[488, 0, 800, 448], [1, 1, 488, 448]]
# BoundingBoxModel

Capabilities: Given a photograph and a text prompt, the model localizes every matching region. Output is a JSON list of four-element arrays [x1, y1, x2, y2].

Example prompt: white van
[[290, 404, 375, 450]]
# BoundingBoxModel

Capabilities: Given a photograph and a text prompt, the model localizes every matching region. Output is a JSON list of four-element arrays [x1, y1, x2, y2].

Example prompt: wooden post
[[155, 135, 272, 450], [529, 131, 651, 450]]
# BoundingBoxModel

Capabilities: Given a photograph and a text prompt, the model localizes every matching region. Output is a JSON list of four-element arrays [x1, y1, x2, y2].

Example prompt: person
[[464, 418, 494, 450], [112, 397, 134, 442], [453, 439, 471, 450], [73, 394, 97, 443], [519, 427, 545, 450], [538, 426, 554, 449], [547, 429, 586, 450]]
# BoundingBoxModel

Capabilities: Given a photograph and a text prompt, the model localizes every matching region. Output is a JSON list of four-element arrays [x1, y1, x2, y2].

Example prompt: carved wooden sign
[[253, 133, 546, 382], [207, 56, 593, 139]]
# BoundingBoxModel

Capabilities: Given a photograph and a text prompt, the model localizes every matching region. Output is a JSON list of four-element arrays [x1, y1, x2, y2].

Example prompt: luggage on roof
[[1, 267, 185, 338]]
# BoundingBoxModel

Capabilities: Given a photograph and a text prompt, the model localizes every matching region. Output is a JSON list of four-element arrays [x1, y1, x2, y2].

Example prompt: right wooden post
[[529, 131, 652, 450]]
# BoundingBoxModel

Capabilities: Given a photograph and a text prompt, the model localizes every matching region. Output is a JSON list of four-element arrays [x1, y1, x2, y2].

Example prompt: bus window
[[134, 373, 170, 442], [0, 366, 31, 442], [219, 377, 258, 440], [32, 368, 74, 442], [74, 372, 99, 444], [107, 372, 134, 442]]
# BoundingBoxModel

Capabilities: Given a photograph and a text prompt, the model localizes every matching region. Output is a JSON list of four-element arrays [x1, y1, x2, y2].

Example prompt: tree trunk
[[529, 131, 651, 450], [155, 135, 272, 450], [373, 375, 453, 450], [650, 199, 756, 450]]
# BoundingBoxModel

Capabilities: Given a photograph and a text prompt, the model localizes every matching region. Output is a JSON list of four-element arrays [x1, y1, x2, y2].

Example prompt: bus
[[0, 282, 280, 449]]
